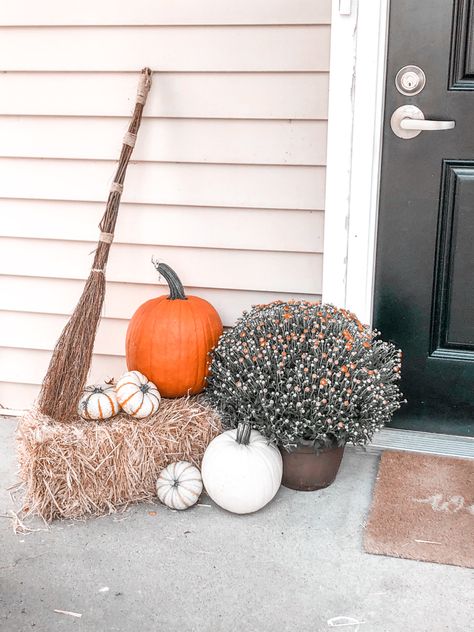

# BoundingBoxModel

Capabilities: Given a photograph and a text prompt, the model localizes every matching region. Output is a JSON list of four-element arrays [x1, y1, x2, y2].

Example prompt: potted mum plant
[[206, 301, 404, 491]]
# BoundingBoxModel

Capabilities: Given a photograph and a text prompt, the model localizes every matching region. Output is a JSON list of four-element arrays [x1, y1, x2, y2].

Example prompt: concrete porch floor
[[1, 419, 472, 632]]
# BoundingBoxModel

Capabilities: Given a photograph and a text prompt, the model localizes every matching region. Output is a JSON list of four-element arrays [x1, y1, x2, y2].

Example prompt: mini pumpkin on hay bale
[[17, 398, 221, 522]]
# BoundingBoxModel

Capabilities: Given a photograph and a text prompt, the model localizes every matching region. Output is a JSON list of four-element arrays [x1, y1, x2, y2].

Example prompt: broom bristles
[[38, 268, 106, 421]]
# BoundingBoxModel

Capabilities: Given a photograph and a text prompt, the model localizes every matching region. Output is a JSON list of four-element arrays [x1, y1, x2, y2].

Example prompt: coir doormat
[[364, 451, 474, 568]]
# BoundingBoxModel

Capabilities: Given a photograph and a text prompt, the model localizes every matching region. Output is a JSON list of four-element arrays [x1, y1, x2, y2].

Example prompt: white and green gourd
[[78, 384, 121, 421], [156, 461, 203, 510], [115, 370, 161, 418], [201, 423, 283, 514]]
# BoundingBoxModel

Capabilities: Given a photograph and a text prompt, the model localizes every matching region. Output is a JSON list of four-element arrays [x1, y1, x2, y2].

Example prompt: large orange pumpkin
[[125, 262, 223, 398]]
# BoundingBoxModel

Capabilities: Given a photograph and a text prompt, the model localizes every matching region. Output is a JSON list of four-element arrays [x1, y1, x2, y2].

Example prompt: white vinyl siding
[[0, 1, 331, 26], [0, 0, 331, 409], [0, 73, 329, 119]]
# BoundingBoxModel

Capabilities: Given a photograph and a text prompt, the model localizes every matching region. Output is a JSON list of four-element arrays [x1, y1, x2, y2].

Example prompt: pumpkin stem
[[236, 422, 252, 445], [153, 260, 187, 300]]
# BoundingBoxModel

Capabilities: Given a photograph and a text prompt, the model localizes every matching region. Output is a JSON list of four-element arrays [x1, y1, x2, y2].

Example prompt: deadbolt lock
[[395, 65, 426, 96]]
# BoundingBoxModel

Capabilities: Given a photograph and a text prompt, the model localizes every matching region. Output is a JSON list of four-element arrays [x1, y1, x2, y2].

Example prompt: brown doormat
[[364, 451, 474, 568]]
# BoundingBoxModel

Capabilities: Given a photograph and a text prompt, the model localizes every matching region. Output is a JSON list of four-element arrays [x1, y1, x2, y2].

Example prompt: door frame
[[323, 0, 390, 325], [322, 0, 474, 457]]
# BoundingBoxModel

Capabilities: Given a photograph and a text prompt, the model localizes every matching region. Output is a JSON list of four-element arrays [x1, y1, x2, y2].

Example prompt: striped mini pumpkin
[[78, 384, 120, 421], [115, 370, 161, 419], [156, 461, 203, 510]]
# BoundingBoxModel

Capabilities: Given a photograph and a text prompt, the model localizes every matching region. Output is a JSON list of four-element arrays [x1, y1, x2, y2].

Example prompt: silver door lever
[[391, 105, 455, 139], [401, 119, 455, 131]]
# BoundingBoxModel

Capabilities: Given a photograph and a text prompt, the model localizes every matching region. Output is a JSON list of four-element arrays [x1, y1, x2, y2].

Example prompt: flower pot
[[279, 443, 345, 491]]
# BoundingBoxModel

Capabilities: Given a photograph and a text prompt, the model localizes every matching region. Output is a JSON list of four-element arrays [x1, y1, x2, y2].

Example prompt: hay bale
[[17, 398, 221, 522]]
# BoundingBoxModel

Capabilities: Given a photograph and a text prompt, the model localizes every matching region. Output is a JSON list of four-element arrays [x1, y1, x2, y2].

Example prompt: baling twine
[[110, 182, 123, 194], [136, 70, 152, 104], [123, 132, 137, 147], [99, 232, 114, 244], [92, 232, 115, 272]]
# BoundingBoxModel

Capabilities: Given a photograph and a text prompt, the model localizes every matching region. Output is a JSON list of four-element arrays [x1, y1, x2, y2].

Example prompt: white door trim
[[323, 0, 390, 325]]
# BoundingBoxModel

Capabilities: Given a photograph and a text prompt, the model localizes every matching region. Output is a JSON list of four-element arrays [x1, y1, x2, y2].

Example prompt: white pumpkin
[[156, 461, 203, 510], [78, 383, 121, 420], [115, 370, 161, 418], [201, 423, 283, 514]]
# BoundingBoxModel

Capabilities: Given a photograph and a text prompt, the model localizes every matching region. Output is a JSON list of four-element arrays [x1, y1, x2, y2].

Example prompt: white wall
[[0, 0, 331, 409]]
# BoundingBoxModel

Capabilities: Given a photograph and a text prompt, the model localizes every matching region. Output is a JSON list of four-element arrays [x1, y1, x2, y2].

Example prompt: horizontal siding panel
[[0, 200, 324, 253], [0, 73, 329, 119], [0, 239, 323, 294], [0, 117, 327, 166], [0, 382, 39, 410], [0, 159, 325, 210], [0, 276, 321, 325], [0, 348, 127, 386], [0, 312, 127, 356], [0, 1, 331, 26], [0, 26, 330, 72]]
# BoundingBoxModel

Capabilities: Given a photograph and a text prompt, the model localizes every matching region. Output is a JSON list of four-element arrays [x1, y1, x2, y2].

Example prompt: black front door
[[374, 0, 474, 436]]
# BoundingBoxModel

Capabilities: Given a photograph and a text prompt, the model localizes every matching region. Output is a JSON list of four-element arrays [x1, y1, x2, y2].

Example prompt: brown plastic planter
[[279, 443, 345, 491]]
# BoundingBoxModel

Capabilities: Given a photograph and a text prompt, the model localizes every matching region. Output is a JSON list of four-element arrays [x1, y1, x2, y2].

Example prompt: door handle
[[391, 105, 455, 139], [400, 119, 455, 131]]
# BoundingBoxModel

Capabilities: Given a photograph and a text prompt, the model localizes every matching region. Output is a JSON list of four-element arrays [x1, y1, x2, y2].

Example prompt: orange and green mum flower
[[207, 300, 404, 451]]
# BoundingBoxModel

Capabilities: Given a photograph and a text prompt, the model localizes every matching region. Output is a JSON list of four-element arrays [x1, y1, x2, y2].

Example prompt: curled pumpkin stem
[[152, 258, 187, 301]]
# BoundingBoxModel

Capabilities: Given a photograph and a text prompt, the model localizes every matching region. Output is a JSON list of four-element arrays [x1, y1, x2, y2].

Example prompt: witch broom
[[38, 68, 152, 421]]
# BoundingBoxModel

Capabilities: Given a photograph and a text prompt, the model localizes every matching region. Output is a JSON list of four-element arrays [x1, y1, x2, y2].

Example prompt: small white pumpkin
[[115, 370, 161, 418], [201, 423, 283, 514], [156, 461, 203, 510], [78, 383, 121, 420]]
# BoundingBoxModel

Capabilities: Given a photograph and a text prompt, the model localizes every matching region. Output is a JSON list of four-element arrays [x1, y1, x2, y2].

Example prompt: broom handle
[[92, 67, 152, 273]]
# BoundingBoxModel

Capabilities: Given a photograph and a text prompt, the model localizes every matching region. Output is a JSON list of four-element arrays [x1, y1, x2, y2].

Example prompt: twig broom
[[38, 68, 152, 421]]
